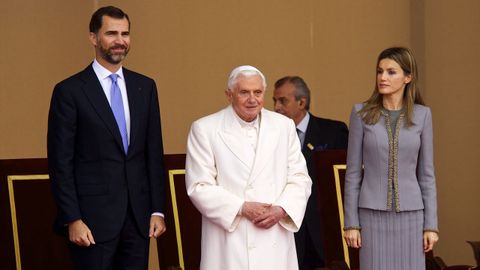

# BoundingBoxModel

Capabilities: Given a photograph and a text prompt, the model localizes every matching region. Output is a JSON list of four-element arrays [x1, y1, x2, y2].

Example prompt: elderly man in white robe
[[185, 65, 312, 270]]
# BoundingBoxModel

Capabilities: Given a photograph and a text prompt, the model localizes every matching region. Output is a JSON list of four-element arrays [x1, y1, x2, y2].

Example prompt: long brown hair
[[359, 47, 424, 127]]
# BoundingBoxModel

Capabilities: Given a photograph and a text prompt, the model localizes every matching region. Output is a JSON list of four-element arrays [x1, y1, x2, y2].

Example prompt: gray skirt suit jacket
[[344, 103, 438, 232]]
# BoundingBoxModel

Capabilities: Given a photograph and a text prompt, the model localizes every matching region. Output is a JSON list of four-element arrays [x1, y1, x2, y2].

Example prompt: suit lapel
[[303, 114, 319, 156], [250, 109, 279, 182], [80, 65, 125, 153], [218, 106, 255, 169]]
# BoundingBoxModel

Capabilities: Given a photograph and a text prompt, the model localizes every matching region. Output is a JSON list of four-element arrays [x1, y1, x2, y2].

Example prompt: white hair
[[227, 65, 267, 91]]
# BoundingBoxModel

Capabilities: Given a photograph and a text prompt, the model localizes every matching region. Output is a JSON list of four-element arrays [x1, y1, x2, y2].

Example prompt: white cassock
[[186, 105, 312, 270]]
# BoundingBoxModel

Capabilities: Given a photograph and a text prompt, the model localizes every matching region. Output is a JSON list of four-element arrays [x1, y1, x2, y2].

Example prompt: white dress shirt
[[92, 59, 131, 143], [296, 113, 310, 147]]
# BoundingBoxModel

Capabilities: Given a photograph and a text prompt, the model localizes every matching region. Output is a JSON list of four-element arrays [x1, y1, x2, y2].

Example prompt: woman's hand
[[344, 229, 362, 248], [423, 231, 439, 252]]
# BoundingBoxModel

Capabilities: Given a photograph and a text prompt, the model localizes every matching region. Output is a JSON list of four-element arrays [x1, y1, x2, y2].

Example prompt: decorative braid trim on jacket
[[381, 110, 404, 212]]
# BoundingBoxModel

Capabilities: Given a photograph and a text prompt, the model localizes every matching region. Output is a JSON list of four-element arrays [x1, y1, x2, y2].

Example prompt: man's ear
[[225, 90, 232, 102], [299, 97, 307, 109], [89, 32, 97, 46]]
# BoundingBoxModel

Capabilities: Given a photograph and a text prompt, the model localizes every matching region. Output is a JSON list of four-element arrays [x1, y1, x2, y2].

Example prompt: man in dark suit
[[47, 6, 166, 270], [273, 76, 348, 270]]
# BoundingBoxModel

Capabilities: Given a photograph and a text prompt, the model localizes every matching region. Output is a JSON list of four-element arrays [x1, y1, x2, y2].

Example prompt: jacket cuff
[[343, 226, 362, 231]]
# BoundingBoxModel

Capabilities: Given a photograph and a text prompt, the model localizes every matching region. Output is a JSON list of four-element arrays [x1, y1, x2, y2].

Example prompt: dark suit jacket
[[47, 64, 165, 242], [296, 113, 348, 265]]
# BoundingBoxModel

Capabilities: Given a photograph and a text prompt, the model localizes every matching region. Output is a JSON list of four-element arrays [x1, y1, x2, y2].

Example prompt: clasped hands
[[241, 202, 287, 229]]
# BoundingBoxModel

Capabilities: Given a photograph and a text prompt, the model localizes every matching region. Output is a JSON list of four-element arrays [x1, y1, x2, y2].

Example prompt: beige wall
[[0, 0, 478, 266], [0, 0, 92, 158], [421, 0, 480, 266]]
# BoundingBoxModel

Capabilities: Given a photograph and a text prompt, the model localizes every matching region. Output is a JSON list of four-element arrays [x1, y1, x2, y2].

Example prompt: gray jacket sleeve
[[418, 108, 438, 231], [343, 105, 363, 230]]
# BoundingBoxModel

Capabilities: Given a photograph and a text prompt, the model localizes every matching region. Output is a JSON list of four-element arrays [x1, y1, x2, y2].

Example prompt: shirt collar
[[296, 112, 310, 133], [92, 59, 124, 80]]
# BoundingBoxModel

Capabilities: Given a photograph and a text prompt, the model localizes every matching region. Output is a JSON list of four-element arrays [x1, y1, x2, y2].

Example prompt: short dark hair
[[274, 76, 311, 111], [89, 6, 130, 33]]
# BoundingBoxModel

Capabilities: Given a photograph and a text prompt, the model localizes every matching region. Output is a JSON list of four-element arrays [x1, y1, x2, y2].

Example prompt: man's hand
[[241, 202, 271, 222], [149, 215, 166, 238], [344, 229, 361, 248], [252, 205, 287, 229], [68, 219, 95, 247]]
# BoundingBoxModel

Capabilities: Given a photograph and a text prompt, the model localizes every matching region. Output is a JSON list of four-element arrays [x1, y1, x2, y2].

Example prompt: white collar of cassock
[[233, 110, 261, 130]]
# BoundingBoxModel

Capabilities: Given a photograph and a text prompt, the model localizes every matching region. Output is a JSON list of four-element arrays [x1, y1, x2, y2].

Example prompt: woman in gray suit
[[343, 47, 439, 270]]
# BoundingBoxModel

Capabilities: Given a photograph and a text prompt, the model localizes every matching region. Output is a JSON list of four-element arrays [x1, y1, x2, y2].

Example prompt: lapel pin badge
[[307, 143, 314, 150]]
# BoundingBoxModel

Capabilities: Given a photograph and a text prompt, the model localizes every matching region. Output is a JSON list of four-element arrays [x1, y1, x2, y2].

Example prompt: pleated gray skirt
[[358, 208, 425, 270]]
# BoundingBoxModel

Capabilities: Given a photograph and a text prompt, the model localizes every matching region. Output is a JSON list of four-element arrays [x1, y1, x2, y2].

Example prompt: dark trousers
[[296, 225, 325, 270], [69, 208, 149, 270]]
